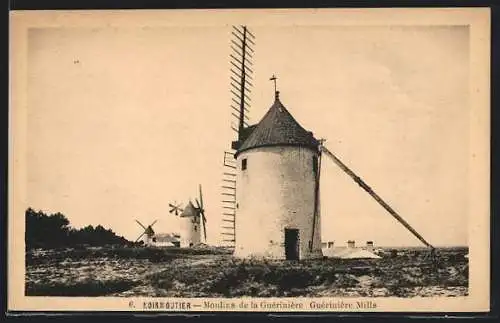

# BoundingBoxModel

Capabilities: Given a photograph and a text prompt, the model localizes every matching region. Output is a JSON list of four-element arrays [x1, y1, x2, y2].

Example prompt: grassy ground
[[25, 246, 468, 297]]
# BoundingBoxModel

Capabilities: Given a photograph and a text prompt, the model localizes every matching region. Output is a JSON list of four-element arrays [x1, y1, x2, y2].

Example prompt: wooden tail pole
[[310, 141, 323, 252], [320, 145, 434, 250]]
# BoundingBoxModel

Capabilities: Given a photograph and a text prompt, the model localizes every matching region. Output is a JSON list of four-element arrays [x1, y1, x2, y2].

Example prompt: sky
[[25, 24, 470, 247]]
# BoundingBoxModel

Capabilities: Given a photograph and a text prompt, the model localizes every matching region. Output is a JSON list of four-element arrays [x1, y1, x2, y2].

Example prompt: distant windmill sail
[[221, 25, 256, 248], [168, 202, 183, 216], [320, 144, 434, 250], [195, 184, 208, 242], [135, 219, 158, 243]]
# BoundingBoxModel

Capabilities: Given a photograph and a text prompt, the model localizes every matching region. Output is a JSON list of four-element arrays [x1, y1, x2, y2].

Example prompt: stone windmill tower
[[169, 185, 207, 248], [221, 26, 322, 260], [222, 26, 435, 261], [179, 201, 201, 248], [231, 90, 323, 260]]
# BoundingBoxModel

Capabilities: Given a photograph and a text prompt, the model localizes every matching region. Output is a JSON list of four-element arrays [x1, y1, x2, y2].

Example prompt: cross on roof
[[269, 74, 278, 95]]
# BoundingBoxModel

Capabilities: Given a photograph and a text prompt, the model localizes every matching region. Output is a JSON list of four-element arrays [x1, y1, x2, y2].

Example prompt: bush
[[25, 208, 132, 250]]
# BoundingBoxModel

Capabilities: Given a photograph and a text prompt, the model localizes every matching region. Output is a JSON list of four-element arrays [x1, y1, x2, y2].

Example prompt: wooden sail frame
[[221, 26, 255, 248]]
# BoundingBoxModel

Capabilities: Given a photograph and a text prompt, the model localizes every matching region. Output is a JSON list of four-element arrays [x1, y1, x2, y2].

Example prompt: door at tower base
[[284, 228, 300, 260], [233, 146, 323, 260]]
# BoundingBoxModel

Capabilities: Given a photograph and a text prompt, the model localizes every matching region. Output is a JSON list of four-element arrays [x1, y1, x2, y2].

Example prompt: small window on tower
[[194, 225, 197, 232], [242, 158, 247, 170]]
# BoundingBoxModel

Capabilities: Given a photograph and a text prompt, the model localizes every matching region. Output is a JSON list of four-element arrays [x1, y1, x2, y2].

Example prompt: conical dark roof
[[236, 92, 319, 156], [145, 226, 155, 236], [180, 201, 197, 218]]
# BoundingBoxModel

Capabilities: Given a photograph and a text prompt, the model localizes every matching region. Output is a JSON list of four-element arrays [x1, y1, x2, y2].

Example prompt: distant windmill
[[135, 219, 158, 244], [194, 184, 208, 242], [169, 184, 208, 247], [168, 201, 183, 216]]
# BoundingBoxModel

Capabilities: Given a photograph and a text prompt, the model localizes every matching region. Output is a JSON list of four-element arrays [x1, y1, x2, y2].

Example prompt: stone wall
[[233, 145, 323, 259], [180, 216, 201, 248]]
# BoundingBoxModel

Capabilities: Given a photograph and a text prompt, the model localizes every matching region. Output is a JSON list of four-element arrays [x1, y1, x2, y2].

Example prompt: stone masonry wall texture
[[233, 145, 323, 259], [180, 216, 200, 248]]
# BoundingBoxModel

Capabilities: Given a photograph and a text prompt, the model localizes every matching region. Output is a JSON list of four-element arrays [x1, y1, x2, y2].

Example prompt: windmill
[[194, 184, 208, 243], [135, 219, 158, 244], [168, 184, 208, 247], [221, 25, 255, 248], [220, 27, 436, 263]]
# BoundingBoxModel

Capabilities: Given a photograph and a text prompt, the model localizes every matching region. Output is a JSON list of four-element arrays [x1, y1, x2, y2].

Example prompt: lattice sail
[[221, 151, 237, 246], [220, 26, 255, 247]]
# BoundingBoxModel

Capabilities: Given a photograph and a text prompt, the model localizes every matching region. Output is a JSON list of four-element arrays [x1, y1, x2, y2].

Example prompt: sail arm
[[320, 145, 434, 249]]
